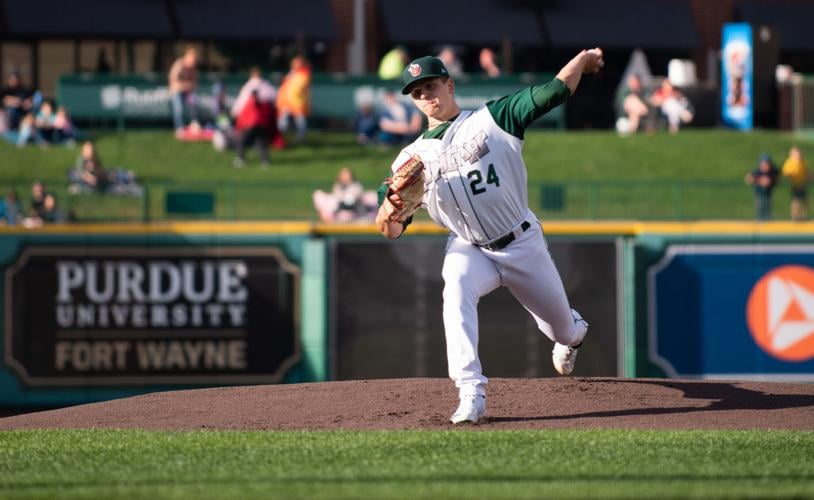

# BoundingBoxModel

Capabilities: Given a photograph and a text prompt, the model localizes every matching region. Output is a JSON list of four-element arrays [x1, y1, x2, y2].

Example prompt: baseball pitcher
[[376, 49, 604, 424]]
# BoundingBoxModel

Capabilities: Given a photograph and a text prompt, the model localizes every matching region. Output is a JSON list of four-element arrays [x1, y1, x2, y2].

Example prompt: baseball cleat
[[450, 395, 486, 424], [553, 309, 589, 375], [552, 342, 581, 375]]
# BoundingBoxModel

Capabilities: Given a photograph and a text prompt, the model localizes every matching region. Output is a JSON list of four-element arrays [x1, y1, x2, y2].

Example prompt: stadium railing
[[0, 179, 792, 223], [535, 179, 782, 220]]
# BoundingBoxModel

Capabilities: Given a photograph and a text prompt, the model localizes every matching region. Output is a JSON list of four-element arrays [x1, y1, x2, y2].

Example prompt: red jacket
[[235, 94, 276, 131]]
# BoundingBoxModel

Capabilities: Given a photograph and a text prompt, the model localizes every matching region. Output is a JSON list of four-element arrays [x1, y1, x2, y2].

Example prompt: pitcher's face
[[408, 77, 456, 121]]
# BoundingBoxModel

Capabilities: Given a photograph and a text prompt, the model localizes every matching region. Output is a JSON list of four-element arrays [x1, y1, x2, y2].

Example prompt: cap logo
[[408, 63, 422, 77]]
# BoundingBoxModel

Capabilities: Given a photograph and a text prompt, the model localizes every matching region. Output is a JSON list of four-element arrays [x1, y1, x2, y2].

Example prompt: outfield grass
[[1, 429, 813, 499], [1, 129, 809, 221]]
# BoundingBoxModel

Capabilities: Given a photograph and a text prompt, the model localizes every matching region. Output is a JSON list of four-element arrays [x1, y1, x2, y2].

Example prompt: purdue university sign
[[4, 247, 300, 386]]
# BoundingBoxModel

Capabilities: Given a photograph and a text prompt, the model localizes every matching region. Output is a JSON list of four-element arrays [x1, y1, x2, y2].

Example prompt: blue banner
[[721, 23, 753, 130], [648, 245, 814, 380]]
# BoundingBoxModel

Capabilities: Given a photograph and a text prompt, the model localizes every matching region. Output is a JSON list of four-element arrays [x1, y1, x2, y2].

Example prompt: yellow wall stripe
[[1, 220, 813, 236]]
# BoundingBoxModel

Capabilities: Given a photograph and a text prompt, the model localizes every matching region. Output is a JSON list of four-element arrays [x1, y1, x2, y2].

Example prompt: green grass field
[[1, 429, 813, 499], [1, 129, 809, 221]]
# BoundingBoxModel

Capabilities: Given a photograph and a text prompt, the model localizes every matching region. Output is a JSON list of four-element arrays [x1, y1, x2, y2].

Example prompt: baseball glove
[[382, 154, 425, 222]]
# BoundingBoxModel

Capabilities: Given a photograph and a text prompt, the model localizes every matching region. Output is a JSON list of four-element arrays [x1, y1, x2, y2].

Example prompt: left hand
[[386, 189, 405, 211], [378, 196, 403, 223], [375, 198, 406, 239]]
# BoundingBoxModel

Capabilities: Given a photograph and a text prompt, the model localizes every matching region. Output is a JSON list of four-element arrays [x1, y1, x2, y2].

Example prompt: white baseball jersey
[[391, 109, 526, 245], [387, 78, 570, 245]]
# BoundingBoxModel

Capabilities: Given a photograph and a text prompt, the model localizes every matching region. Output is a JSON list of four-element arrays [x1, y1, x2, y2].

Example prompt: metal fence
[[0, 178, 797, 223], [534, 179, 787, 220]]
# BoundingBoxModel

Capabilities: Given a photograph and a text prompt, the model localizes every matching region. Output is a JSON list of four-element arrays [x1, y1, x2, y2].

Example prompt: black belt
[[478, 220, 531, 251]]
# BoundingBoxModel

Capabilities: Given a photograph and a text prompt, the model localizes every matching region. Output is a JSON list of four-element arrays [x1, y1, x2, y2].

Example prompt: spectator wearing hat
[[745, 153, 780, 220]]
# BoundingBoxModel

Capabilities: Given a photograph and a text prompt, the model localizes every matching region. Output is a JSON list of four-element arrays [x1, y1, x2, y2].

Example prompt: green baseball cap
[[401, 56, 449, 95]]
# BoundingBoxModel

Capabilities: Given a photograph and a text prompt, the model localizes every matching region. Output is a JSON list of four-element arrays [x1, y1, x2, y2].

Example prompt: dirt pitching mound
[[1, 378, 813, 431]]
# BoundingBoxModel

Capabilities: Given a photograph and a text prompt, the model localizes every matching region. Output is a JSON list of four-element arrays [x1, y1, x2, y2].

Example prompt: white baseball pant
[[441, 217, 587, 397]]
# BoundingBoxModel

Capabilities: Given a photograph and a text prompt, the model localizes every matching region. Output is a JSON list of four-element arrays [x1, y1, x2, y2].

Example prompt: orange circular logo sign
[[746, 265, 814, 362]]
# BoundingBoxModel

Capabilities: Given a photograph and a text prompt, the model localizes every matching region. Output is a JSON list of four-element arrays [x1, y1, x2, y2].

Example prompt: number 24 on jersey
[[466, 163, 500, 195]]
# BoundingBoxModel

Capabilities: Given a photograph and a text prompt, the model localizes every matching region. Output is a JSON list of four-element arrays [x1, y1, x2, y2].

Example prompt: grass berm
[[0, 129, 807, 221]]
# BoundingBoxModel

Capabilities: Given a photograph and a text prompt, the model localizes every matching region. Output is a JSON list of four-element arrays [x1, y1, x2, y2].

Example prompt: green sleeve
[[486, 78, 570, 139], [376, 180, 389, 206], [377, 176, 412, 234]]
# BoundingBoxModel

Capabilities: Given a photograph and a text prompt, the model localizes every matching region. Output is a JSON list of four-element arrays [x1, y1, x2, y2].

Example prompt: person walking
[[375, 48, 604, 424]]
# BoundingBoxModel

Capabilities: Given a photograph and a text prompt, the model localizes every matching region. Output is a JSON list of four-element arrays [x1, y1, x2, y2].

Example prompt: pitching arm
[[556, 48, 604, 95], [486, 49, 602, 138]]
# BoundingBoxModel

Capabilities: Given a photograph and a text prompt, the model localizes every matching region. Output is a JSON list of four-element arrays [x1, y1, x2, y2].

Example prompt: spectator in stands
[[277, 55, 312, 143], [69, 140, 141, 196], [438, 46, 463, 78], [353, 101, 379, 145], [34, 100, 57, 143], [378, 89, 422, 146], [210, 76, 236, 152], [24, 182, 65, 226], [168, 46, 200, 132], [15, 112, 44, 147], [231, 67, 277, 168], [233, 67, 276, 118], [745, 153, 780, 221], [615, 74, 650, 136], [781, 146, 809, 221], [29, 181, 49, 217], [211, 78, 231, 130], [0, 188, 23, 225], [378, 46, 409, 80], [479, 48, 501, 78], [53, 105, 76, 145], [313, 167, 378, 222], [649, 79, 693, 134], [36, 193, 63, 224], [71, 140, 110, 193], [1, 72, 33, 131]]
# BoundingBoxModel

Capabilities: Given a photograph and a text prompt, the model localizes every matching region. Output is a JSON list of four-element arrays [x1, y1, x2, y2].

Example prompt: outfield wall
[[631, 226, 814, 381], [0, 221, 812, 407], [57, 73, 565, 128]]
